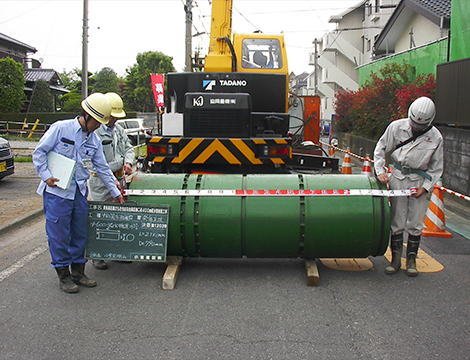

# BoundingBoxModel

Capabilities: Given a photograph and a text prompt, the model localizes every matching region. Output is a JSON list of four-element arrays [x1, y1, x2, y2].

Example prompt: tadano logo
[[203, 80, 216, 91], [203, 79, 247, 90]]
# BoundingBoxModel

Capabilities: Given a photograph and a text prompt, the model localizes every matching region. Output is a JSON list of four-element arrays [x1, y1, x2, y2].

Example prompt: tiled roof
[[24, 68, 59, 83], [24, 68, 69, 94], [413, 0, 451, 19]]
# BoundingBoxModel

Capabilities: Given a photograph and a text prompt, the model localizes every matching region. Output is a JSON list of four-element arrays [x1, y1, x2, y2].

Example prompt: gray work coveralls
[[89, 123, 135, 202], [374, 118, 444, 236]]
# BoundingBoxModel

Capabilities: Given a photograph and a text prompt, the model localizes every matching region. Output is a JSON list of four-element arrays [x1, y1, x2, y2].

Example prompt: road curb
[[0, 208, 44, 236]]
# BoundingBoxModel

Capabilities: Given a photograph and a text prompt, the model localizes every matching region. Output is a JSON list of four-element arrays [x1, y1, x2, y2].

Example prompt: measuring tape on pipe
[[125, 188, 415, 197]]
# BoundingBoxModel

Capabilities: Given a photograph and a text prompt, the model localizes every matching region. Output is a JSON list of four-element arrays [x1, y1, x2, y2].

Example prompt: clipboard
[[47, 152, 76, 190]]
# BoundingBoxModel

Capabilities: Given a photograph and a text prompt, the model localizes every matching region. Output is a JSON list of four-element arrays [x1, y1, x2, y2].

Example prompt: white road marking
[[0, 245, 48, 282]]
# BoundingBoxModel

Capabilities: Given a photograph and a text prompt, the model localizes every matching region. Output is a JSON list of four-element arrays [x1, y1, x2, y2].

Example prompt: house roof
[[24, 68, 69, 94], [296, 72, 310, 82], [0, 32, 37, 53], [25, 68, 61, 83], [375, 0, 451, 52], [329, 0, 367, 23]]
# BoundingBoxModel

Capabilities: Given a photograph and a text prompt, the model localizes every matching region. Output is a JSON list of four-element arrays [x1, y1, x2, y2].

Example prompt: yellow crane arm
[[205, 0, 234, 72]]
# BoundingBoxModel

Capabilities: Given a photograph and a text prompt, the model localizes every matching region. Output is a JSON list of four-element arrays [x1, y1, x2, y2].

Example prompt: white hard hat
[[105, 92, 126, 118], [408, 96, 435, 126], [81, 93, 111, 124]]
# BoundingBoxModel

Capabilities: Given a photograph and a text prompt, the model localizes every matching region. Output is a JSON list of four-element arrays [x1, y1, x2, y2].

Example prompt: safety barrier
[[361, 154, 373, 176], [341, 148, 352, 174], [422, 180, 452, 238]]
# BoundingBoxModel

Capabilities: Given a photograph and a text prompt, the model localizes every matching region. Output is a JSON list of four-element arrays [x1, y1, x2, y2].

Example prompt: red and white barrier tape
[[321, 140, 470, 202], [125, 189, 413, 197], [438, 186, 470, 202], [319, 141, 369, 162]]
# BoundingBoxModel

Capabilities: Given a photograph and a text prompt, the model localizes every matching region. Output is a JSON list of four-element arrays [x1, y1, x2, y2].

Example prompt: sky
[[0, 0, 362, 77]]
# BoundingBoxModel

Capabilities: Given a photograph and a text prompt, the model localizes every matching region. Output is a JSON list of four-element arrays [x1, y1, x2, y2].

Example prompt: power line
[[0, 1, 51, 25], [233, 6, 260, 32]]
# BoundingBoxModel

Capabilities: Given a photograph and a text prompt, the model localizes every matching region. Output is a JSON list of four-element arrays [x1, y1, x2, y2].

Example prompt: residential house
[[359, 0, 451, 84], [289, 71, 310, 96], [307, 0, 399, 121], [24, 68, 69, 110], [0, 32, 38, 68], [0, 32, 68, 111]]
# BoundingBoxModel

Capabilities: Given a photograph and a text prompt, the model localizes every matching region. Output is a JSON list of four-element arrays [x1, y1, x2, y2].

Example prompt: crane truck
[[88, 1, 388, 283], [145, 0, 338, 174]]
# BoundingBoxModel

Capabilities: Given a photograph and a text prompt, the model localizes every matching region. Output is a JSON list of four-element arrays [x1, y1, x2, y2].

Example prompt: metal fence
[[435, 57, 470, 127], [0, 120, 49, 138]]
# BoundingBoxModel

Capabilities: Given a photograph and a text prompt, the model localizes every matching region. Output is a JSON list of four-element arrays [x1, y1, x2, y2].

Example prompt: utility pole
[[81, 0, 89, 99], [184, 0, 193, 72], [313, 38, 319, 96]]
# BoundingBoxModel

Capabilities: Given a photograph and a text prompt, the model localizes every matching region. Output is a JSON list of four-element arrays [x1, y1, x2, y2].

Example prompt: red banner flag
[[150, 74, 165, 111]]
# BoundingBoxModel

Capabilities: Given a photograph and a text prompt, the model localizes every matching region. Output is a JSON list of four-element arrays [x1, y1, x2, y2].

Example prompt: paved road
[[1, 147, 470, 359], [1, 210, 470, 359]]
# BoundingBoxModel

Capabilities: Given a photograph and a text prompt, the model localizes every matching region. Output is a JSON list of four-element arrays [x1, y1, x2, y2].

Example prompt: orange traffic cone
[[329, 146, 335, 156], [422, 180, 452, 238], [341, 148, 352, 174], [361, 154, 372, 176]]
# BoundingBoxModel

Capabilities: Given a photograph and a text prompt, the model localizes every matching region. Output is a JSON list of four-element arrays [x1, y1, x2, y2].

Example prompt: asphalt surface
[[1, 143, 470, 359]]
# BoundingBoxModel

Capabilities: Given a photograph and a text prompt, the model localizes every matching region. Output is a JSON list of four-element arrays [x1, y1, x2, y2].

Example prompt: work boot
[[71, 263, 97, 287], [93, 260, 108, 270], [385, 234, 403, 275], [55, 266, 79, 293], [406, 235, 420, 277]]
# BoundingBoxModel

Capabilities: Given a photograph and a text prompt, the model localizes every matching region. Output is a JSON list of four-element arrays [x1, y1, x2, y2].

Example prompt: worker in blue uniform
[[33, 93, 124, 294]]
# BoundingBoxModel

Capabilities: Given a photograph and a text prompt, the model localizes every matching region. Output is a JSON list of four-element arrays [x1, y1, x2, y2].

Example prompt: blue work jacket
[[33, 117, 120, 200]]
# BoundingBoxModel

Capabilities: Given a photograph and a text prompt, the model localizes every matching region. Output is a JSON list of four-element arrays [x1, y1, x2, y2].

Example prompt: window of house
[[367, 39, 371, 52], [375, 0, 380, 13], [242, 38, 283, 69]]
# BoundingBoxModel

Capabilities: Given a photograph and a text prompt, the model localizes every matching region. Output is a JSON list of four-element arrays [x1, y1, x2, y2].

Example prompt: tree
[[0, 58, 26, 113], [58, 68, 82, 92], [92, 67, 121, 94], [60, 90, 82, 113], [334, 61, 435, 140], [29, 80, 54, 112], [124, 51, 175, 112]]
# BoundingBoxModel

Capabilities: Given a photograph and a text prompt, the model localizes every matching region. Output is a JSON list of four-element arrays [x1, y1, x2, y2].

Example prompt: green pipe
[[128, 173, 390, 258]]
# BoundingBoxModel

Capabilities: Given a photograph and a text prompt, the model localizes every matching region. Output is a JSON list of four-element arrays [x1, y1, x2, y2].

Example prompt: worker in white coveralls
[[373, 97, 444, 277], [88, 92, 135, 270]]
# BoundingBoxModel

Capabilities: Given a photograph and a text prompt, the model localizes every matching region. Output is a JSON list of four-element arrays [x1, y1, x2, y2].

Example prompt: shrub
[[334, 62, 436, 140]]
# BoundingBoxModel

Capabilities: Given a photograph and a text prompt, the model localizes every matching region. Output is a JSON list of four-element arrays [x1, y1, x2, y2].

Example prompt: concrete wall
[[439, 127, 470, 202], [334, 132, 377, 163]]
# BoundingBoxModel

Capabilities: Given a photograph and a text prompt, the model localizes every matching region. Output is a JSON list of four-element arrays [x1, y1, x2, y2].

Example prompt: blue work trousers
[[43, 188, 88, 268]]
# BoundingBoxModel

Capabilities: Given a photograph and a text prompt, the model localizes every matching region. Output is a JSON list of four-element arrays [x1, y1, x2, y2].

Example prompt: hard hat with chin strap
[[81, 93, 112, 124], [408, 96, 435, 126], [105, 92, 126, 118]]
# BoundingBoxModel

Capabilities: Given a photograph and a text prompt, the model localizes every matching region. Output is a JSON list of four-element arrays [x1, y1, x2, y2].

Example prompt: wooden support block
[[162, 256, 183, 290], [165, 256, 183, 266], [305, 259, 319, 287]]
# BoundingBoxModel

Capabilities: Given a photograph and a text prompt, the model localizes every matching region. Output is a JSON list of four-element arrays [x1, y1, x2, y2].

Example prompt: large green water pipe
[[128, 173, 390, 259]]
